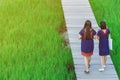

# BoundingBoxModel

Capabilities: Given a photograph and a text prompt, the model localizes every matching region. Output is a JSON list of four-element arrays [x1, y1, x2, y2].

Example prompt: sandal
[[99, 68, 104, 72], [88, 64, 90, 68], [84, 70, 89, 74]]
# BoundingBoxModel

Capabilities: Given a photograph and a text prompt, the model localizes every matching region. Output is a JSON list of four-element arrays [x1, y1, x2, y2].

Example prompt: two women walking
[[79, 20, 110, 73]]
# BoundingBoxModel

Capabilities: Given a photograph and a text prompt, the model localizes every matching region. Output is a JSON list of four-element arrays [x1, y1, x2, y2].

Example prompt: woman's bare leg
[[100, 56, 103, 68], [84, 56, 89, 72], [104, 56, 107, 65], [88, 56, 91, 65], [99, 56, 104, 71], [103, 56, 107, 67]]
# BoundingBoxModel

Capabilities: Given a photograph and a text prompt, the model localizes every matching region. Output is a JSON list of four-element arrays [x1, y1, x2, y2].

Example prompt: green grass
[[89, 0, 120, 79], [0, 0, 76, 80]]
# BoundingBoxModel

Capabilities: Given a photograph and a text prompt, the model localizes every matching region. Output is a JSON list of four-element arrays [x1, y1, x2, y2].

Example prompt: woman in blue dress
[[79, 20, 96, 73], [97, 21, 110, 72]]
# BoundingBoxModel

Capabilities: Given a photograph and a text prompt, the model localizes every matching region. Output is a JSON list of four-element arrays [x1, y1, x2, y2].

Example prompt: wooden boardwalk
[[61, 0, 119, 80]]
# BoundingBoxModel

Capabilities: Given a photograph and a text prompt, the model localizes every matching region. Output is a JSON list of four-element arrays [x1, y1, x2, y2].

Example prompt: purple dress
[[79, 29, 96, 56], [97, 29, 110, 56]]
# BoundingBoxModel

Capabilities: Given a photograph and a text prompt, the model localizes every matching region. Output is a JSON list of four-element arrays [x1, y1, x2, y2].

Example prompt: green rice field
[[0, 0, 76, 80], [89, 0, 120, 79]]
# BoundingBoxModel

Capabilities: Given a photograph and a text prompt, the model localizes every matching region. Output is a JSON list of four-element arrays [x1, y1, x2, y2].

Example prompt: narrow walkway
[[61, 0, 119, 80]]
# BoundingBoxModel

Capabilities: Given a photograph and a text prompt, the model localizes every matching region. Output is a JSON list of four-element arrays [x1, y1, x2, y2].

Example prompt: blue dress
[[79, 29, 96, 56], [97, 29, 110, 56]]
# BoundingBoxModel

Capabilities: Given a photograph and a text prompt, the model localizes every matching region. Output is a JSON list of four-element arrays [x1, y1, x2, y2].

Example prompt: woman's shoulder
[[91, 28, 96, 33], [97, 29, 102, 32], [106, 28, 110, 33], [106, 28, 110, 31], [90, 28, 95, 31], [79, 29, 84, 34], [81, 28, 86, 32]]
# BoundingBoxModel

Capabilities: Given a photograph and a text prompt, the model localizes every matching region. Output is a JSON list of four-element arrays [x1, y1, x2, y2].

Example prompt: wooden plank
[[65, 16, 95, 19], [64, 13, 94, 16], [62, 6, 91, 9], [65, 20, 97, 25], [62, 3, 89, 6], [62, 0, 89, 2]]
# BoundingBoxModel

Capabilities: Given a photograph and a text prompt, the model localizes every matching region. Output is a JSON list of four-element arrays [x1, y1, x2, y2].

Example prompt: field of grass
[[89, 0, 120, 79], [0, 0, 76, 80]]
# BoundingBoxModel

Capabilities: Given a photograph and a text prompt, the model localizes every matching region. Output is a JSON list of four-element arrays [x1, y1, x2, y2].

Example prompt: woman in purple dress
[[79, 20, 96, 73], [97, 21, 110, 72]]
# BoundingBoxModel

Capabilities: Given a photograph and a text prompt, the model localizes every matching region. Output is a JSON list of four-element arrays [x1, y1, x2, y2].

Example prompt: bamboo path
[[61, 0, 119, 80]]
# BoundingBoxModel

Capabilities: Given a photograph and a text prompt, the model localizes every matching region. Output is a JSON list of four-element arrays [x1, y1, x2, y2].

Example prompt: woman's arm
[[97, 36, 100, 40], [93, 35, 97, 39], [97, 30, 100, 40], [93, 29, 97, 39], [78, 35, 82, 40]]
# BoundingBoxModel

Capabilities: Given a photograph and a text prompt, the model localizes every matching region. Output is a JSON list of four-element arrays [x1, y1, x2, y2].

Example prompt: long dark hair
[[83, 20, 92, 40]]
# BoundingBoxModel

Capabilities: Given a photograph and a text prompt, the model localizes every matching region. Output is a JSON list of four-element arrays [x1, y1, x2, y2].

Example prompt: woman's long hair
[[83, 20, 92, 40]]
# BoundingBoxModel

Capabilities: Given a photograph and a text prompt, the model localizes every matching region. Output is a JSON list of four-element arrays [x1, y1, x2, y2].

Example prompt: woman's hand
[[94, 35, 97, 39], [78, 35, 82, 40], [97, 36, 100, 40]]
